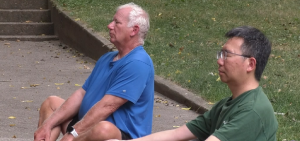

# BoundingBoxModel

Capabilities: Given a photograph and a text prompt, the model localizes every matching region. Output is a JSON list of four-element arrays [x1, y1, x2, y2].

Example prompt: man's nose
[[217, 58, 224, 66], [107, 22, 114, 29]]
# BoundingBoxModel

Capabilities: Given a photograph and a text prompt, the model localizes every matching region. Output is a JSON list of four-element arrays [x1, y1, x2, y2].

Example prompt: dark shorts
[[66, 114, 132, 140]]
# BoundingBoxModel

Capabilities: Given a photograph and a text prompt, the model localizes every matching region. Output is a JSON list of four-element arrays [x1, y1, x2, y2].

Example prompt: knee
[[40, 96, 63, 112], [87, 121, 121, 140]]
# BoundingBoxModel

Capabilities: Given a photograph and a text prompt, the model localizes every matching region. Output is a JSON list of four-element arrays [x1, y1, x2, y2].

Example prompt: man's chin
[[109, 39, 115, 44], [219, 77, 226, 83]]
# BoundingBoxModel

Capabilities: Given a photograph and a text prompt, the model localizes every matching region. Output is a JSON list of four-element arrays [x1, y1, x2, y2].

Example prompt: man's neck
[[116, 41, 141, 58], [228, 78, 259, 99]]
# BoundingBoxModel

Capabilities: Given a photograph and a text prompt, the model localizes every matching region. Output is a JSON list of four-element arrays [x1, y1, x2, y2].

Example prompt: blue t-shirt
[[78, 46, 154, 138]]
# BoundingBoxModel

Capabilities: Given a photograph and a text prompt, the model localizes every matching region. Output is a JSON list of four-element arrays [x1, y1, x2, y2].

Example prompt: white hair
[[117, 2, 150, 45]]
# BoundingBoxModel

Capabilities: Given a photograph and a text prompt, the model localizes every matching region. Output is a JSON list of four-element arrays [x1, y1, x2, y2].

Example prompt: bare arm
[[43, 88, 86, 129], [128, 125, 196, 141], [108, 126, 219, 141], [205, 135, 220, 141], [73, 94, 128, 135]]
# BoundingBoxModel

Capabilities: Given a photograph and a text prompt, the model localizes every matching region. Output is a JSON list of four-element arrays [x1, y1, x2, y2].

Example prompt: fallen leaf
[[179, 46, 184, 52], [75, 84, 81, 86], [55, 83, 64, 85], [4, 43, 10, 45], [175, 70, 181, 74], [155, 115, 161, 117], [181, 107, 191, 110], [21, 100, 33, 103], [30, 84, 40, 87], [12, 135, 16, 138], [84, 65, 90, 69], [21, 87, 30, 89], [292, 118, 300, 123], [8, 116, 16, 119], [9, 124, 15, 127], [263, 76, 268, 80], [263, 84, 267, 88], [208, 102, 215, 105], [169, 43, 174, 47], [75, 18, 80, 21], [57, 87, 60, 90], [274, 112, 285, 115], [25, 20, 32, 23], [216, 77, 220, 81], [173, 126, 180, 128]]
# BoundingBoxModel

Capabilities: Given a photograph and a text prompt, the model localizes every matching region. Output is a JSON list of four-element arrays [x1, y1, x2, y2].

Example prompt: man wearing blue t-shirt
[[34, 3, 154, 141]]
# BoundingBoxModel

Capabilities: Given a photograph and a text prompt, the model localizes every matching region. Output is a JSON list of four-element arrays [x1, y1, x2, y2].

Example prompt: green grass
[[54, 0, 300, 140]]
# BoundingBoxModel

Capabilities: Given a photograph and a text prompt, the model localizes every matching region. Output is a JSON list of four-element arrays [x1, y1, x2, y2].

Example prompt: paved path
[[0, 41, 199, 140]]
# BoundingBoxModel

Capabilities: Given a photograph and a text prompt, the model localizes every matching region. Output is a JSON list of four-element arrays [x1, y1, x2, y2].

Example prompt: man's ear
[[130, 25, 139, 37], [247, 57, 256, 72]]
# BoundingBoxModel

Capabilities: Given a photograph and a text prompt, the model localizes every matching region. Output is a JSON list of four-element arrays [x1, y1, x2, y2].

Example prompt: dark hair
[[225, 26, 271, 81]]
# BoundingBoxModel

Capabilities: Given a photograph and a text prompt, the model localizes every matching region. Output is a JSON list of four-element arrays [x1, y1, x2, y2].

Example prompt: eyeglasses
[[217, 50, 251, 60]]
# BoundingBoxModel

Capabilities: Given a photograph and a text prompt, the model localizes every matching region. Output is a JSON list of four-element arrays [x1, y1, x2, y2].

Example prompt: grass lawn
[[54, 0, 300, 140]]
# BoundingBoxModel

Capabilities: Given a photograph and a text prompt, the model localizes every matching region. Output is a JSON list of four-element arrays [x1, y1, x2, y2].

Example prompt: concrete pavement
[[0, 40, 199, 140]]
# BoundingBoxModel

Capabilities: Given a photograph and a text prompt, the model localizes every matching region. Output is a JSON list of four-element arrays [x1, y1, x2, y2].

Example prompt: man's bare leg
[[74, 121, 122, 141], [38, 96, 67, 141]]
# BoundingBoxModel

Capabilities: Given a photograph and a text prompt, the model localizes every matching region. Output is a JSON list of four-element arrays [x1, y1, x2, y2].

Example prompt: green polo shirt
[[186, 86, 278, 141]]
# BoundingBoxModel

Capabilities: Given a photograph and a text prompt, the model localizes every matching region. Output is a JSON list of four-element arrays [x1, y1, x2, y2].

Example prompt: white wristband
[[70, 127, 79, 138]]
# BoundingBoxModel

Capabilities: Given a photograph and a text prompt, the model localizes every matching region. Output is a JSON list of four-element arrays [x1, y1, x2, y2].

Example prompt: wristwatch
[[66, 126, 79, 138]]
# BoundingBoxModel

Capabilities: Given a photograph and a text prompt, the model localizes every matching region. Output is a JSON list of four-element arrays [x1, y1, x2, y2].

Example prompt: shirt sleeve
[[106, 60, 152, 103], [186, 99, 229, 140], [186, 100, 225, 140], [186, 110, 213, 140], [213, 109, 263, 141]]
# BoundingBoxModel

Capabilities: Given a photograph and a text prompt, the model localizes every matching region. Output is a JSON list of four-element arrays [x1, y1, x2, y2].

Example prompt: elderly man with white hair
[[34, 3, 154, 141]]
